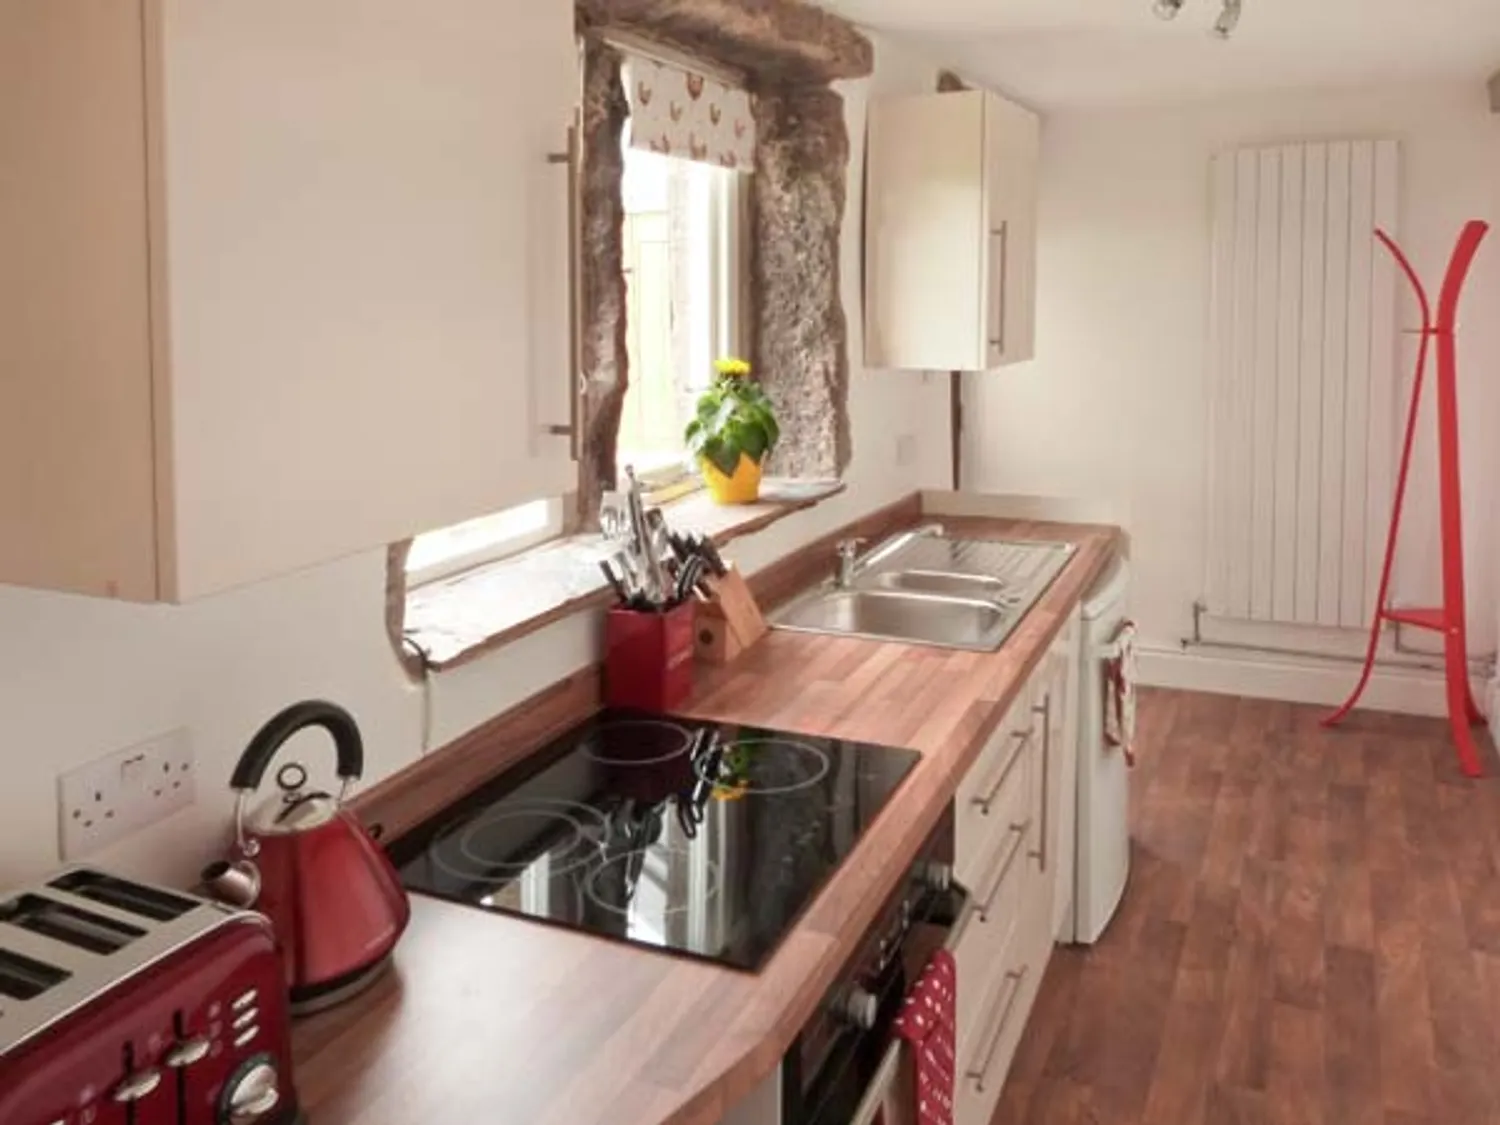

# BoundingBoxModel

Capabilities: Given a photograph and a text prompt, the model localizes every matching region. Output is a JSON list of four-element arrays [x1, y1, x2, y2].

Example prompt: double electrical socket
[[57, 729, 197, 860]]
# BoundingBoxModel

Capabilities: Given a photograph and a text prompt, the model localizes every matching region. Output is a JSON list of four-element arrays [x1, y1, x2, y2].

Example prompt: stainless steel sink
[[770, 526, 1075, 652], [867, 569, 1017, 605], [774, 589, 1008, 651]]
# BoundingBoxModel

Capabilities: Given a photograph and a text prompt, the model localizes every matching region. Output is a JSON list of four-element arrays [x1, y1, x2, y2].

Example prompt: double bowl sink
[[771, 527, 1076, 653]]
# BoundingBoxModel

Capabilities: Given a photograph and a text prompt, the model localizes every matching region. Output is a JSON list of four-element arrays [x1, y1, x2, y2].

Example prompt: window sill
[[398, 478, 845, 672]]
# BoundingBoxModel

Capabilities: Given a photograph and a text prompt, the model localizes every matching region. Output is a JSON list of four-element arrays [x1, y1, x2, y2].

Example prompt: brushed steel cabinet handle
[[987, 220, 1009, 356], [972, 728, 1030, 815], [976, 818, 1030, 921], [966, 965, 1028, 1093], [545, 119, 583, 461], [1029, 692, 1052, 870]]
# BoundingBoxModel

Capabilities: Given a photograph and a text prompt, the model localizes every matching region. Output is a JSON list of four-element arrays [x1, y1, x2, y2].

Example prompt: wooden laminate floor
[[993, 688, 1500, 1125]]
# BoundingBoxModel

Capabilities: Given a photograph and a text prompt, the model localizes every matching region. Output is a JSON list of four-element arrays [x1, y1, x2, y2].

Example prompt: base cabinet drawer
[[957, 688, 1035, 890], [953, 901, 1053, 1125], [953, 816, 1032, 1046]]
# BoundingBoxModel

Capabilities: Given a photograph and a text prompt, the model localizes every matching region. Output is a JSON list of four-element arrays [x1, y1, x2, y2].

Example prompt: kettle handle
[[230, 700, 365, 793]]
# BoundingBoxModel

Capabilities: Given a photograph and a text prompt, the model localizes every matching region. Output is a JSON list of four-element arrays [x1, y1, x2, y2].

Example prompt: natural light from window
[[617, 145, 742, 486], [405, 498, 563, 586]]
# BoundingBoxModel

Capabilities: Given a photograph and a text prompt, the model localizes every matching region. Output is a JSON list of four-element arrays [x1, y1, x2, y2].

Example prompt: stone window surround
[[576, 1, 874, 523], [385, 0, 873, 677]]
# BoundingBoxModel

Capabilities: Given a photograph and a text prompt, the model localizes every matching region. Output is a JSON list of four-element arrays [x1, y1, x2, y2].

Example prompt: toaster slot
[[0, 894, 146, 955], [0, 946, 70, 1000], [49, 869, 197, 922]]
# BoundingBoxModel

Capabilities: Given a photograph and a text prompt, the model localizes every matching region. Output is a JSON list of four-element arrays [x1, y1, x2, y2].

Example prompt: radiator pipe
[[1184, 600, 1495, 676]]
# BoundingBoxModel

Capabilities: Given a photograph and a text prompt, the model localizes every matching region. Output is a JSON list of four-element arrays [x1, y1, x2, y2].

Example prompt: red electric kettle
[[203, 700, 410, 1014]]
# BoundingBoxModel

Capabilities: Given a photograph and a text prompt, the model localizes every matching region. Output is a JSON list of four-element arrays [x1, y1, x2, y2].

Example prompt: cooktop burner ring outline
[[391, 708, 924, 973], [582, 718, 696, 766], [692, 737, 833, 796], [429, 798, 608, 884], [581, 846, 721, 918]]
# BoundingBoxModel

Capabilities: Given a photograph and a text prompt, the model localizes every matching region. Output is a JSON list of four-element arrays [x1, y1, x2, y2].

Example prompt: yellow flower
[[713, 356, 752, 379]]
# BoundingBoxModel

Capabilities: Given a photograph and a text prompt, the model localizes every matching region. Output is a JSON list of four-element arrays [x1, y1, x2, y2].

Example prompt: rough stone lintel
[[577, 0, 873, 85]]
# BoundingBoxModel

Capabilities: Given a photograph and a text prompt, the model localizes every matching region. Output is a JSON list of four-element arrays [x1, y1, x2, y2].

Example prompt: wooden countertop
[[291, 516, 1121, 1125]]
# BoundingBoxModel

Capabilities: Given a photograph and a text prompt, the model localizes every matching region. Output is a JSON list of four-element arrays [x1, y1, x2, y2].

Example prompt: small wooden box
[[694, 565, 767, 665]]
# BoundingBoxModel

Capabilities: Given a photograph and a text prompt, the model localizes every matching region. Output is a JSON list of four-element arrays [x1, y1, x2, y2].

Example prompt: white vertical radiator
[[1205, 140, 1401, 630]]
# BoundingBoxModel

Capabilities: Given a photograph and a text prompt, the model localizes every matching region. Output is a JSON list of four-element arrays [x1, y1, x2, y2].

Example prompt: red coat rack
[[1325, 220, 1490, 777]]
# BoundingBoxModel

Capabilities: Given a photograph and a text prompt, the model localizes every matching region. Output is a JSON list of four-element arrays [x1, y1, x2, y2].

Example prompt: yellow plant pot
[[701, 454, 764, 505]]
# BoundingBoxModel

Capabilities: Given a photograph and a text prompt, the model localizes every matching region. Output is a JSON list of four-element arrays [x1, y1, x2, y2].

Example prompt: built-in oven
[[782, 807, 970, 1125]]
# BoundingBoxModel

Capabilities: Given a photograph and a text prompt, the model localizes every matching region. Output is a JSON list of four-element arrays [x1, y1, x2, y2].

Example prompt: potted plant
[[685, 357, 780, 504]]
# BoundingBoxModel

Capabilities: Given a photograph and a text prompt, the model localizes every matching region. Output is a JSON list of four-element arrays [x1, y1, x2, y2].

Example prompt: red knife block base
[[605, 601, 696, 712]]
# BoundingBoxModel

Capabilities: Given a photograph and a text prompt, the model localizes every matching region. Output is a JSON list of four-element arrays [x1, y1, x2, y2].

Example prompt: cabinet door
[[1046, 616, 1081, 939], [154, 0, 578, 599], [1025, 615, 1079, 934], [865, 91, 987, 372], [0, 0, 158, 600], [982, 94, 1040, 368]]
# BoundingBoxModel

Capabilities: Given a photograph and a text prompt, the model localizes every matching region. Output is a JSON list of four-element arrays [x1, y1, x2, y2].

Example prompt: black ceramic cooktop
[[388, 710, 920, 971]]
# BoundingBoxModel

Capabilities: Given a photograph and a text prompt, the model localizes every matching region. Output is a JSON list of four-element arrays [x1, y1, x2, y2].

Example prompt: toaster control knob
[[112, 1066, 163, 1103], [222, 1058, 281, 1124], [164, 1034, 213, 1068]]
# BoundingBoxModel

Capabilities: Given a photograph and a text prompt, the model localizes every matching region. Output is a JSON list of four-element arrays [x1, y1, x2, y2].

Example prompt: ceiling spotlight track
[[1148, 0, 1245, 39]]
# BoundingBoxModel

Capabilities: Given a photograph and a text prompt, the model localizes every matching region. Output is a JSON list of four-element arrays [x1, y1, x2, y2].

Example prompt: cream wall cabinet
[[1, 0, 576, 601], [864, 88, 1039, 373]]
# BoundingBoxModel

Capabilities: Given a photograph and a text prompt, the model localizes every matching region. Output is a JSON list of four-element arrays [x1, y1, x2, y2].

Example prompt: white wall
[[966, 82, 1500, 663], [0, 34, 952, 888]]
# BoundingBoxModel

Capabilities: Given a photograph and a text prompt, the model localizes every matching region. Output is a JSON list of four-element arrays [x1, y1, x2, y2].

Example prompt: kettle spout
[[201, 859, 261, 909]]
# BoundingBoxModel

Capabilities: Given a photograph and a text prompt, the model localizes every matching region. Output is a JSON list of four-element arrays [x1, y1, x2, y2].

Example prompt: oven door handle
[[848, 1038, 906, 1125]]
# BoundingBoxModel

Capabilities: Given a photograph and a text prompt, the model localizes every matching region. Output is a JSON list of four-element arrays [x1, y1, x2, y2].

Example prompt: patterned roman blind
[[621, 53, 755, 172]]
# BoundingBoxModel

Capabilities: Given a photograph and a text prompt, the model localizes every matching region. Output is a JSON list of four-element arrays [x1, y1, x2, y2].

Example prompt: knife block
[[695, 566, 767, 665], [605, 601, 696, 711]]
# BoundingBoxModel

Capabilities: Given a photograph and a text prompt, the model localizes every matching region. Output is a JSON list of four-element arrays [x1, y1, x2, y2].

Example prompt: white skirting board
[[1138, 643, 1491, 720]]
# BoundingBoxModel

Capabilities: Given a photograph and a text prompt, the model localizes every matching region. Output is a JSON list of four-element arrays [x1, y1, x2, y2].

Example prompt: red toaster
[[0, 867, 301, 1125]]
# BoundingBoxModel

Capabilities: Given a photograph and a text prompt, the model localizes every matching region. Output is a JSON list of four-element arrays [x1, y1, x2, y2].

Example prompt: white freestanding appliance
[[1071, 556, 1133, 944]]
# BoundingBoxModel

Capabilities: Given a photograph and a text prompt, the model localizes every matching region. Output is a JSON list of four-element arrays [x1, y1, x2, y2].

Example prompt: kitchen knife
[[696, 535, 730, 577], [624, 467, 667, 606], [674, 556, 707, 606], [598, 558, 630, 607]]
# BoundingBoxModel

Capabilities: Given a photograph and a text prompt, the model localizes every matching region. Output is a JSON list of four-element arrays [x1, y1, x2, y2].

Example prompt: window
[[616, 145, 745, 488], [405, 498, 565, 587]]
